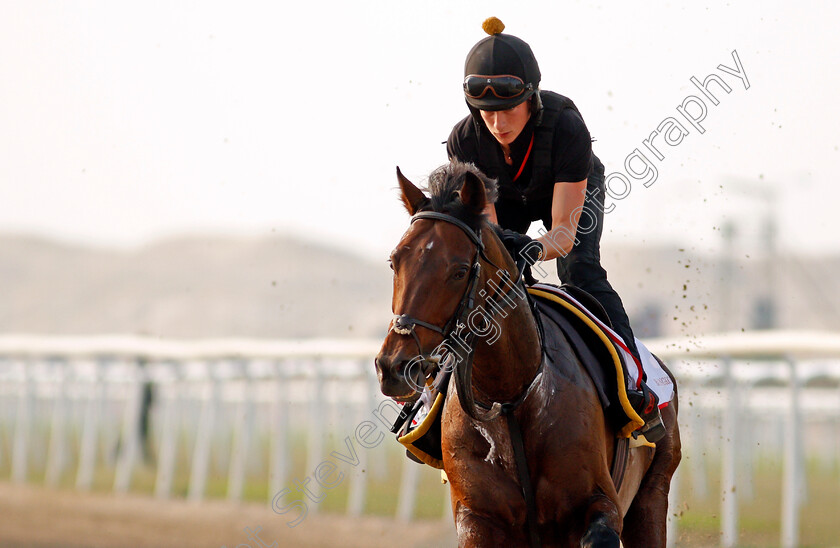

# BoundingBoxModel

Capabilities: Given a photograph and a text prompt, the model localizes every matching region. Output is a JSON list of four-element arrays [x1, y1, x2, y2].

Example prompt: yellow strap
[[397, 392, 445, 469], [527, 288, 644, 438]]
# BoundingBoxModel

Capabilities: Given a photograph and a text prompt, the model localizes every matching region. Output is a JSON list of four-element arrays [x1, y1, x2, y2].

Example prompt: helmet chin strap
[[531, 88, 544, 126]]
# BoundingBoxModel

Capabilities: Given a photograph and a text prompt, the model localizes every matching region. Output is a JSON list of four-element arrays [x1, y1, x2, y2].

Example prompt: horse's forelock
[[422, 161, 498, 230]]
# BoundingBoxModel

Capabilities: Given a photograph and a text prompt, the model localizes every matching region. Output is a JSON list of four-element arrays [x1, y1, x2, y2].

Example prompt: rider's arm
[[534, 107, 592, 261], [536, 179, 587, 260]]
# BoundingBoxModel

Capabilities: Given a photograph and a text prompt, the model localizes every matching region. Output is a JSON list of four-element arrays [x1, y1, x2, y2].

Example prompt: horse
[[374, 162, 681, 547]]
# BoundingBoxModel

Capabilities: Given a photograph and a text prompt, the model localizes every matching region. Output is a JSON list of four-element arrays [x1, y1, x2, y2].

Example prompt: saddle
[[529, 283, 645, 438], [393, 283, 671, 468]]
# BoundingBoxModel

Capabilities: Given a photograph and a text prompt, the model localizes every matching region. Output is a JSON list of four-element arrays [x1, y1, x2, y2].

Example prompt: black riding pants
[[551, 155, 641, 363]]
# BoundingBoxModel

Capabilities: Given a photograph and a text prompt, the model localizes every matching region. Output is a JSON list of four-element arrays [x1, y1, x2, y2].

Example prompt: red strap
[[512, 134, 535, 182]]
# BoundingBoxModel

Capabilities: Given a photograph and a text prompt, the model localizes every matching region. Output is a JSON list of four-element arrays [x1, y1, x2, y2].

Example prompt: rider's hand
[[493, 227, 544, 265]]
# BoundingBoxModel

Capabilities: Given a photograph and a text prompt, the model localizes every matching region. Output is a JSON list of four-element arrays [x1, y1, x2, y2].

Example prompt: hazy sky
[[1, 1, 838, 260]]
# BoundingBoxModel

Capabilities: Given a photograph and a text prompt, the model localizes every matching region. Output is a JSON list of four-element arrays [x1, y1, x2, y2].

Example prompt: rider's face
[[479, 100, 531, 147]]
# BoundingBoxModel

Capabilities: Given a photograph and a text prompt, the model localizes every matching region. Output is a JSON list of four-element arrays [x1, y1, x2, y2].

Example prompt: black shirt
[[446, 92, 594, 233]]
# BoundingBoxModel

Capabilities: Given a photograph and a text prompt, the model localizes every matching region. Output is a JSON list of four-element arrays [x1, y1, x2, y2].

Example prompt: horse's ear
[[397, 167, 428, 215], [459, 171, 487, 213]]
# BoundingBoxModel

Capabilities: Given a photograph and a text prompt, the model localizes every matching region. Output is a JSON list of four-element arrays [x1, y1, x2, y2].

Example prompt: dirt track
[[0, 483, 456, 548]]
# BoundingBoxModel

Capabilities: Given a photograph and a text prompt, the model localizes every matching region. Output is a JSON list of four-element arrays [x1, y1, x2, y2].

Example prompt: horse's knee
[[581, 514, 620, 548], [455, 502, 517, 547]]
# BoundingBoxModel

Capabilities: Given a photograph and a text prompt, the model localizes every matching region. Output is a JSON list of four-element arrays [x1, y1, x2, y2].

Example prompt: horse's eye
[[387, 259, 394, 271], [453, 267, 468, 281]]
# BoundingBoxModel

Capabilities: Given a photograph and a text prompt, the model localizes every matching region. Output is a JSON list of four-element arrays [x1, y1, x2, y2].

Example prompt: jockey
[[446, 17, 665, 442]]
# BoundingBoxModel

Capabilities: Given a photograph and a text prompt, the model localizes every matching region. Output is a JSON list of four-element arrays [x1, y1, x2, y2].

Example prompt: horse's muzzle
[[374, 352, 425, 402]]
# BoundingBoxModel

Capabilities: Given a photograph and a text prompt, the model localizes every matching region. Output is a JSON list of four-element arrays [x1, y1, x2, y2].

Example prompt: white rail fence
[[648, 331, 840, 548], [0, 331, 839, 547], [0, 336, 444, 523]]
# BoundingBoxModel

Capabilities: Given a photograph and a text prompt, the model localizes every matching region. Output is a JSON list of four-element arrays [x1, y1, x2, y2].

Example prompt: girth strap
[[501, 394, 628, 548], [611, 437, 630, 492], [503, 403, 541, 548]]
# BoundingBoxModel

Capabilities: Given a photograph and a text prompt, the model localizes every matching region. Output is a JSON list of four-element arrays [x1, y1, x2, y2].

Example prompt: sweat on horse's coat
[[475, 423, 498, 464]]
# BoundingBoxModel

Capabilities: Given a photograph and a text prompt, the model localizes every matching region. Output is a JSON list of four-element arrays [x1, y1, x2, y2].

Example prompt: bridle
[[391, 211, 489, 372], [389, 210, 542, 421], [390, 210, 547, 548], [391, 212, 483, 346]]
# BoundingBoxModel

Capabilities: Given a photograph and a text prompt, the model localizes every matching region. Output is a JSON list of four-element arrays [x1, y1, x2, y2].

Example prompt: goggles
[[463, 74, 533, 100]]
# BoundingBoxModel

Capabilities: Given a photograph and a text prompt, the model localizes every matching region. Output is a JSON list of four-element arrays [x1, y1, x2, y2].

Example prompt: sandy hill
[[0, 234, 392, 339], [1, 233, 838, 339]]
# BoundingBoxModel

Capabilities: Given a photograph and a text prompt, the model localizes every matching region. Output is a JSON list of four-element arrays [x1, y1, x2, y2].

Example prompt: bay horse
[[375, 162, 681, 547]]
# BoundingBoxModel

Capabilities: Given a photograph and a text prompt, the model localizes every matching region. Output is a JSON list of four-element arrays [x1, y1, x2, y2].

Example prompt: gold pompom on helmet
[[463, 18, 541, 112], [481, 16, 506, 35]]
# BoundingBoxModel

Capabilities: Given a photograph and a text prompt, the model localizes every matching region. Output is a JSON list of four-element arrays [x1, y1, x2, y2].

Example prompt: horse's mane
[[422, 161, 498, 231]]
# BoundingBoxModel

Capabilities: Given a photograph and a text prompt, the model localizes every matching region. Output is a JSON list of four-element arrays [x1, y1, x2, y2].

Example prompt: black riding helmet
[[463, 18, 541, 112]]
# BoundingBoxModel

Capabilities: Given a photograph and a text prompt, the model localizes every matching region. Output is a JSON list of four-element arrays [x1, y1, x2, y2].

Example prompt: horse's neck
[[471, 280, 542, 402]]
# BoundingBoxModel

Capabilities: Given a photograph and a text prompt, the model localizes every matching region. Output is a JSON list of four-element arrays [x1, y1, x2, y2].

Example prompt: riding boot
[[626, 381, 666, 443]]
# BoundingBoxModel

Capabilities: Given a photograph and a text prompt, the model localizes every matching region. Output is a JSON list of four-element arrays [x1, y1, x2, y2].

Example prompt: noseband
[[390, 211, 532, 421]]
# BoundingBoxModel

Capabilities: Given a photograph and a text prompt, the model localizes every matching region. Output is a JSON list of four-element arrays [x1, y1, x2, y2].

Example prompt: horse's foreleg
[[580, 495, 621, 548], [454, 501, 525, 548]]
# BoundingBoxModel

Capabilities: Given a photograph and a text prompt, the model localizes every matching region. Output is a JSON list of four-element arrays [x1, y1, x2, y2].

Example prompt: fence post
[[396, 456, 419, 521], [683, 380, 708, 501], [76, 359, 105, 491], [370, 374, 388, 481], [227, 360, 253, 502], [155, 362, 180, 499], [666, 465, 680, 548], [442, 478, 453, 522], [720, 356, 739, 548], [268, 361, 289, 505], [11, 359, 32, 484], [46, 359, 69, 487], [305, 360, 324, 516], [114, 359, 145, 493], [837, 387, 840, 490], [737, 384, 755, 502], [188, 361, 221, 502], [346, 364, 372, 516], [781, 356, 802, 548], [0, 361, 6, 470]]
